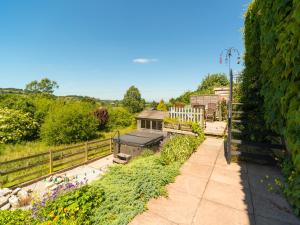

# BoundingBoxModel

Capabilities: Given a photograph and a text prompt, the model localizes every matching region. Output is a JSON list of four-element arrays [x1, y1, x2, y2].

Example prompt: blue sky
[[0, 0, 250, 101]]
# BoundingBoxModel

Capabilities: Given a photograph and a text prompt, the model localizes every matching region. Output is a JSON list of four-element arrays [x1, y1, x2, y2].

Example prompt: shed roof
[[136, 110, 169, 120]]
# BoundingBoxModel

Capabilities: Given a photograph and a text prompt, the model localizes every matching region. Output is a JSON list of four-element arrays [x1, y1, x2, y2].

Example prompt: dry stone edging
[[0, 187, 31, 210]]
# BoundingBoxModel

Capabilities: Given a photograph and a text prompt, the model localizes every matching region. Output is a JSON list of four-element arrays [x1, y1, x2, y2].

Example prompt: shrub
[[31, 94, 56, 126], [160, 135, 203, 164], [91, 155, 180, 225], [156, 100, 168, 111], [0, 108, 38, 143], [37, 185, 105, 225], [0, 94, 36, 115], [93, 108, 109, 129], [281, 157, 300, 216], [106, 107, 133, 130], [41, 102, 98, 145], [0, 210, 35, 225]]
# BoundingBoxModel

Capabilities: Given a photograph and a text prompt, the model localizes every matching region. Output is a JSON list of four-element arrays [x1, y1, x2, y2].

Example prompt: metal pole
[[227, 68, 233, 163]]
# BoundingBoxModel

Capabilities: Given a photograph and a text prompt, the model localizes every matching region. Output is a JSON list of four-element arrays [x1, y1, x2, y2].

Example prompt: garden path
[[130, 137, 300, 225]]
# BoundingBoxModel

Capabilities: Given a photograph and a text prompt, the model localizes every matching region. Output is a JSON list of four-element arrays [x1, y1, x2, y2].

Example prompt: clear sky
[[0, 0, 250, 101]]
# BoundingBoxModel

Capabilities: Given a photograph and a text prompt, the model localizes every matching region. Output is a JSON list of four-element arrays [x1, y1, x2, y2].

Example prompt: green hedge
[[244, 0, 300, 215]]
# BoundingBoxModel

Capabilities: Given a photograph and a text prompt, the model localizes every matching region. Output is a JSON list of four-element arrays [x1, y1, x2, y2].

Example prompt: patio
[[130, 137, 300, 225]]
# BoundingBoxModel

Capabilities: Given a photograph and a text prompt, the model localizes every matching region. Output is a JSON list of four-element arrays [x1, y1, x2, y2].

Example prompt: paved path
[[130, 137, 300, 225], [204, 121, 226, 136]]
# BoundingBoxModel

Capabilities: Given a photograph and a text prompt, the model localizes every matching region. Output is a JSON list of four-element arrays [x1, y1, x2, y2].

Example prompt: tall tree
[[197, 73, 229, 94], [122, 86, 145, 113], [25, 78, 59, 94], [156, 100, 167, 111]]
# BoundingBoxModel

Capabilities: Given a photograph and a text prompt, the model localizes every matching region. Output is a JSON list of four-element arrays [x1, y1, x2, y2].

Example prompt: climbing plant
[[244, 0, 300, 215]]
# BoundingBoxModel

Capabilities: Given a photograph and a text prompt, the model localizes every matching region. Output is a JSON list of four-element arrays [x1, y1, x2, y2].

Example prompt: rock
[[17, 190, 30, 206], [12, 187, 21, 195], [17, 190, 29, 199], [49, 184, 59, 192], [1, 203, 11, 210], [45, 182, 56, 190], [0, 196, 9, 208], [8, 195, 19, 208], [0, 188, 12, 197]]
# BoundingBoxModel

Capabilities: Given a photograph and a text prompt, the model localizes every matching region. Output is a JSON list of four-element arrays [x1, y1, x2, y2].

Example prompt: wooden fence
[[169, 107, 204, 127], [0, 138, 113, 188]]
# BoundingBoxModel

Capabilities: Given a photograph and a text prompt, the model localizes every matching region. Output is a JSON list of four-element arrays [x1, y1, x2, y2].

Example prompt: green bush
[[161, 135, 203, 164], [0, 210, 35, 225], [0, 108, 38, 144], [281, 157, 300, 216], [37, 185, 105, 225], [163, 117, 205, 139], [106, 107, 134, 130], [41, 102, 98, 145]]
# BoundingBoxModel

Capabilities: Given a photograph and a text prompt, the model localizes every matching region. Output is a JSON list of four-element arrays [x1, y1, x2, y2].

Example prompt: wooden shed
[[136, 110, 169, 132]]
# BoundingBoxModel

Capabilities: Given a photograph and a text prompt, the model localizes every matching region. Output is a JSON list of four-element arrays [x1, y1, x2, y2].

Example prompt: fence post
[[49, 150, 53, 174], [110, 138, 113, 152], [85, 142, 88, 162]]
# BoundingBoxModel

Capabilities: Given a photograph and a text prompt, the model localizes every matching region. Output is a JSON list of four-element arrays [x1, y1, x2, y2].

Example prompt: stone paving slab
[[187, 154, 217, 166], [130, 211, 176, 225], [180, 163, 213, 179], [167, 175, 208, 199], [147, 188, 200, 225], [202, 180, 253, 213], [129, 137, 300, 225], [192, 199, 254, 225], [210, 167, 249, 189]]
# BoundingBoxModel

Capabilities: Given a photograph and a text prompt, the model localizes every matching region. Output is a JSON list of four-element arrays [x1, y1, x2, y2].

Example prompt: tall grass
[[0, 127, 135, 162]]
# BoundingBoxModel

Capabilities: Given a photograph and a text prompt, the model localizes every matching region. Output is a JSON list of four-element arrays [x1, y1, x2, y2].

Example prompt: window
[[141, 120, 146, 129], [157, 121, 162, 130], [146, 120, 151, 129], [152, 121, 162, 130]]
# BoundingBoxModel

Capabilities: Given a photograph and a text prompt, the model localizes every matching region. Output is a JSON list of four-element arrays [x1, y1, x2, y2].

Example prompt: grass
[[0, 126, 135, 188], [0, 126, 135, 162]]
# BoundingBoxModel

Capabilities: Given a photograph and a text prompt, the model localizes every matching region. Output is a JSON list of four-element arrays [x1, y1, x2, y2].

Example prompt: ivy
[[244, 0, 300, 215]]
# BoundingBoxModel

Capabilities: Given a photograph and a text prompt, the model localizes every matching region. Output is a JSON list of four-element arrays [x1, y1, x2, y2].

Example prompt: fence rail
[[169, 107, 204, 127], [0, 138, 113, 188]]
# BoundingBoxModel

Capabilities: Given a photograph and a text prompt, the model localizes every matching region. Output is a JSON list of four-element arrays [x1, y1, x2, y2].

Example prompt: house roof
[[136, 110, 169, 120]]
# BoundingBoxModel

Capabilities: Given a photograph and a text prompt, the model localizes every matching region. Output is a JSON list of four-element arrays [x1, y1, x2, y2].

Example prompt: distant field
[[0, 126, 135, 162]]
